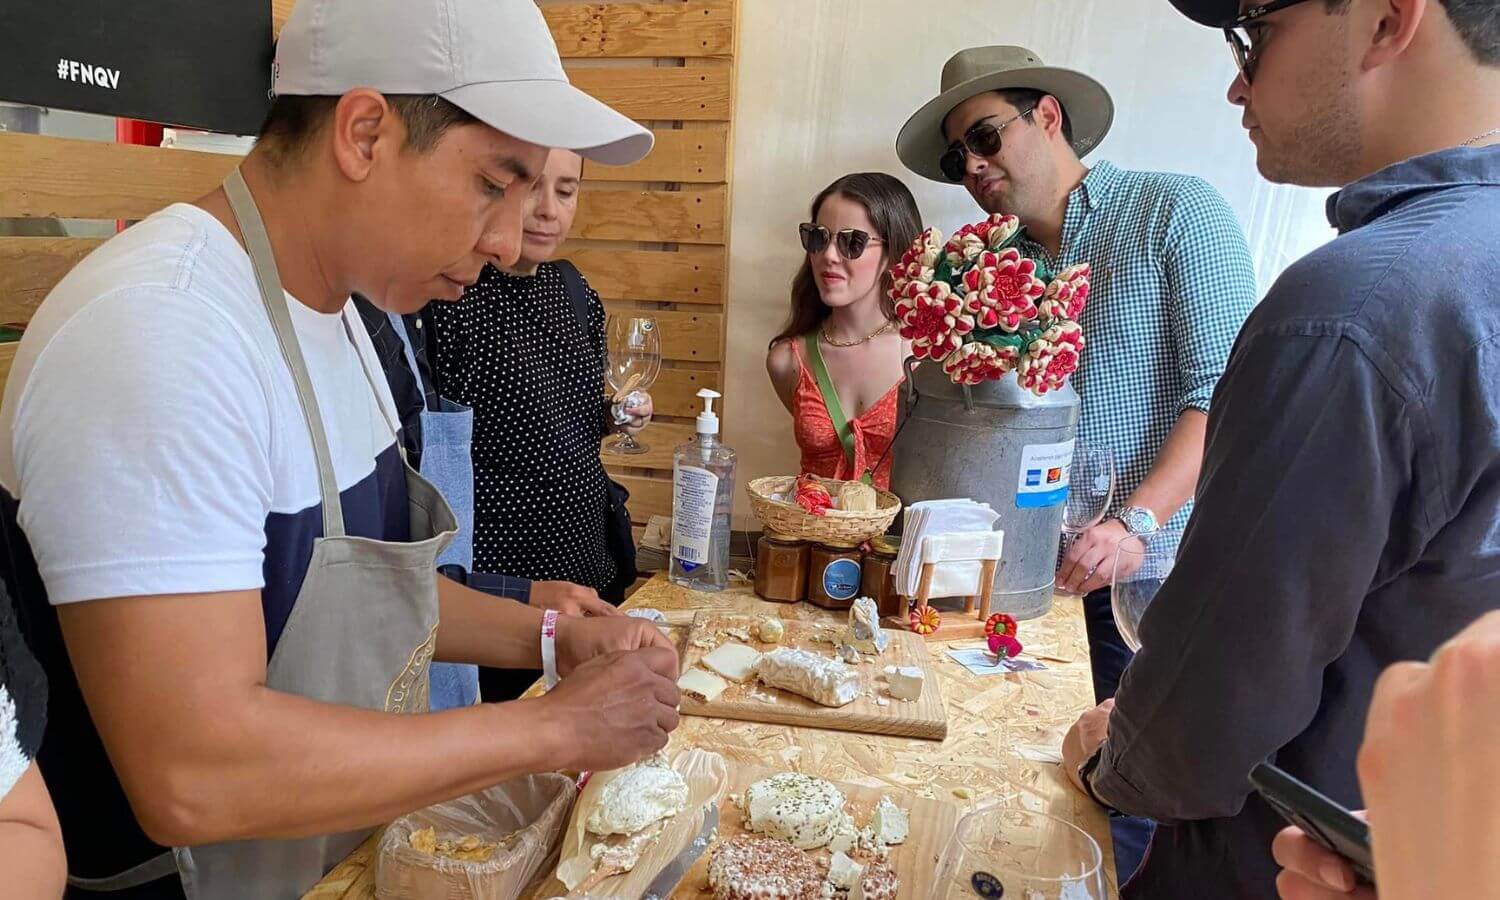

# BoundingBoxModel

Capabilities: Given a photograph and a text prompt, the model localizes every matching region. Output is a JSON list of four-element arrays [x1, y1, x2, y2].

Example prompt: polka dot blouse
[[427, 262, 618, 592]]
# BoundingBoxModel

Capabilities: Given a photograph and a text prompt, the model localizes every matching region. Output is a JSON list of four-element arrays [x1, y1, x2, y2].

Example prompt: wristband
[[541, 609, 560, 690]]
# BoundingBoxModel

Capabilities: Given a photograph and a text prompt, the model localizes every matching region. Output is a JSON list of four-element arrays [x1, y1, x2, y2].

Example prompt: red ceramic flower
[[988, 632, 1023, 660], [896, 280, 972, 362], [980, 213, 1021, 250], [1018, 321, 1085, 395], [941, 341, 1020, 385], [984, 612, 1018, 638], [963, 248, 1044, 333], [1039, 263, 1091, 322]]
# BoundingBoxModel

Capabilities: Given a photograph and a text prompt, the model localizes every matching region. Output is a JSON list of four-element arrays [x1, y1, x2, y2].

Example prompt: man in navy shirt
[[1062, 1, 1500, 897]]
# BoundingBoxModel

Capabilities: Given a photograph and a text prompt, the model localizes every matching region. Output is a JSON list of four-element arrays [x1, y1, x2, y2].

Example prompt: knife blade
[[640, 803, 719, 900]]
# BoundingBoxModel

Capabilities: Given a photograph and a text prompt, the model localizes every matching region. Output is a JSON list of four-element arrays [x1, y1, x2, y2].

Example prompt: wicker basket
[[747, 475, 901, 548]]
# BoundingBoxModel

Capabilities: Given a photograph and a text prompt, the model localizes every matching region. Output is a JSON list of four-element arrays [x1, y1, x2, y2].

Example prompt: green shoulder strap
[[803, 332, 871, 483]]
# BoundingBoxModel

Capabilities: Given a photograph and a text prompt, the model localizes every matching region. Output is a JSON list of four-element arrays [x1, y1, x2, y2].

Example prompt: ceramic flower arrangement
[[889, 214, 1090, 394]]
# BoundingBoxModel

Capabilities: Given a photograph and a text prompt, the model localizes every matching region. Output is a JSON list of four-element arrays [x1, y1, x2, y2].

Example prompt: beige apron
[[67, 169, 457, 898]]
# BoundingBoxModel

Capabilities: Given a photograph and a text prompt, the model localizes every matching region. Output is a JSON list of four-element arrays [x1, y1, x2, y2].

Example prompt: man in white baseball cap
[[0, 2, 678, 897]]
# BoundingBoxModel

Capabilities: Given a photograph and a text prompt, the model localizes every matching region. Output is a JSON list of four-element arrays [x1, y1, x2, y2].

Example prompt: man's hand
[[554, 614, 677, 677], [537, 646, 680, 772], [1058, 521, 1142, 595], [530, 581, 622, 617], [1062, 698, 1113, 795], [1272, 819, 1375, 900], [616, 391, 654, 436]]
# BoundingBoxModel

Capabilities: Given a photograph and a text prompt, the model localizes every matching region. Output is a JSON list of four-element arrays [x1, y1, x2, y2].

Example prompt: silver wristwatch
[[1113, 505, 1159, 536]]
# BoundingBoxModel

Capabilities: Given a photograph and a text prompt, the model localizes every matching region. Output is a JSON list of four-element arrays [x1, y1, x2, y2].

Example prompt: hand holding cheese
[[541, 647, 680, 772]]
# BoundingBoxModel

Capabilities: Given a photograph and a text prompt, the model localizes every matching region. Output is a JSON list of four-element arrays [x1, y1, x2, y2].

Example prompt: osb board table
[[305, 575, 1117, 899]]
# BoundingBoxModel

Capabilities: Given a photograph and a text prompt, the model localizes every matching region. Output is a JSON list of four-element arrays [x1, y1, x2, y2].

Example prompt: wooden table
[[305, 575, 1117, 898]]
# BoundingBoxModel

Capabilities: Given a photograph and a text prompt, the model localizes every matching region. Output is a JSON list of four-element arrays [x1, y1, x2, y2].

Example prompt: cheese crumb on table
[[882, 665, 924, 701]]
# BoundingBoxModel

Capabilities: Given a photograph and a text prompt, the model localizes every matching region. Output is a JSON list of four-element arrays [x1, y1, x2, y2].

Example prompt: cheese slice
[[678, 667, 728, 702], [702, 642, 762, 683]]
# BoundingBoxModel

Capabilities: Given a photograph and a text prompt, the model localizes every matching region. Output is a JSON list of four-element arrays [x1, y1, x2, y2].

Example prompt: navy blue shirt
[[1092, 147, 1500, 898]]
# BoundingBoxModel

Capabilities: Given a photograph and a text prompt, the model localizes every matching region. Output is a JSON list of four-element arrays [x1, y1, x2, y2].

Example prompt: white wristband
[[541, 609, 560, 690]]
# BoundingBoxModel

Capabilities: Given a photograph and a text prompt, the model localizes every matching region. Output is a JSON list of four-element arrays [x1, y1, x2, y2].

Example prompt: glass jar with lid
[[754, 533, 809, 603], [862, 534, 903, 618], [807, 542, 863, 610]]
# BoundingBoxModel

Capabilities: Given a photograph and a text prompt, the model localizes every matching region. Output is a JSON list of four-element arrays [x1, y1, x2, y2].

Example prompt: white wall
[[721, 0, 1334, 526]]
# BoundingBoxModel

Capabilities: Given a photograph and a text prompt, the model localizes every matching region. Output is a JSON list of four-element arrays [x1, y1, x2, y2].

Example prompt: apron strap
[[803, 332, 859, 473], [223, 168, 346, 539], [385, 311, 429, 413], [340, 311, 403, 441], [67, 852, 178, 892]]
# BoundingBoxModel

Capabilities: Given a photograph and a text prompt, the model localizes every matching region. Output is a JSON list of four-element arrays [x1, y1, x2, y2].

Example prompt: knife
[[640, 803, 719, 900]]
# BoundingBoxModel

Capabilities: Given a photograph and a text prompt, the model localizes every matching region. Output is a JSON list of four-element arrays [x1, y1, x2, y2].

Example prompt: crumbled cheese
[[870, 796, 908, 846], [703, 642, 762, 683], [758, 617, 785, 644], [678, 667, 728, 702], [585, 762, 688, 836], [875, 696, 890, 708], [690, 633, 718, 649], [724, 625, 753, 642], [826, 851, 864, 892], [883, 665, 924, 702], [836, 643, 861, 665]]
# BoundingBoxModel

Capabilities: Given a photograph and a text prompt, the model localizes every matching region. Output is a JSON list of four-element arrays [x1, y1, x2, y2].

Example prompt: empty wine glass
[[1063, 440, 1116, 537], [1054, 440, 1116, 597], [933, 805, 1107, 900], [1110, 529, 1180, 652], [605, 314, 661, 455]]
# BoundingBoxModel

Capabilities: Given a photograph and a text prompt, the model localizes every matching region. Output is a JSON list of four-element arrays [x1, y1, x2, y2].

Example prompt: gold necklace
[[820, 320, 894, 348]]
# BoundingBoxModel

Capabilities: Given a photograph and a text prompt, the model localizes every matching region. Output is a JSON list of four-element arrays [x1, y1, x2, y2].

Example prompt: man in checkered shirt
[[899, 45, 1256, 883]]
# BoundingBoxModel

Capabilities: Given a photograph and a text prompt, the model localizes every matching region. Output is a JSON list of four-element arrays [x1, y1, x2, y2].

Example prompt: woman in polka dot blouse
[[426, 150, 652, 699]]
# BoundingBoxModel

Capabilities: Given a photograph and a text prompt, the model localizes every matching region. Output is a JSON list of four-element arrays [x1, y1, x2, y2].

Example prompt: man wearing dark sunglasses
[[899, 44, 1257, 884], [1059, 1, 1500, 898]]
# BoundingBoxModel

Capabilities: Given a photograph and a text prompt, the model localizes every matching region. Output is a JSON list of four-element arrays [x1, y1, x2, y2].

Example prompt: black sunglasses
[[1223, 0, 1316, 84], [799, 223, 883, 260], [938, 107, 1035, 183]]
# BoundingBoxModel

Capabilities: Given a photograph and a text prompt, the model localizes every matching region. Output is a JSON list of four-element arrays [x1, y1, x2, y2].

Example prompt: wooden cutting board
[[678, 612, 948, 740], [673, 762, 959, 900]]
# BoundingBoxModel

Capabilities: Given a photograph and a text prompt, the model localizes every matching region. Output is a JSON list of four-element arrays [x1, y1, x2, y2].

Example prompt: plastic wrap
[[375, 772, 575, 900]]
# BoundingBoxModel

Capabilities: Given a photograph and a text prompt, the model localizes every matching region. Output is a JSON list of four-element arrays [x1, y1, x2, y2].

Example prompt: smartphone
[[1249, 762, 1375, 884]]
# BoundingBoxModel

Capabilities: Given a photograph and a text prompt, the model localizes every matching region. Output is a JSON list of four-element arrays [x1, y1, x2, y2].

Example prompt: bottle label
[[1016, 439, 1074, 509], [671, 465, 719, 572], [822, 558, 862, 602]]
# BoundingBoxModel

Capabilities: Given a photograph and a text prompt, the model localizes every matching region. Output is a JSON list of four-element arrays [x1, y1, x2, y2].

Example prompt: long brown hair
[[770, 173, 923, 347]]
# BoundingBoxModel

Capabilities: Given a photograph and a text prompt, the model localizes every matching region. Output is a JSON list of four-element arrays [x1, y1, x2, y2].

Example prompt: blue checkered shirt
[[1021, 161, 1257, 545]]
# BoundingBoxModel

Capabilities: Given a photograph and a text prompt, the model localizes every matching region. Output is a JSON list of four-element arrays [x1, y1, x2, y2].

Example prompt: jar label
[[1016, 439, 1074, 509], [822, 558, 861, 601]]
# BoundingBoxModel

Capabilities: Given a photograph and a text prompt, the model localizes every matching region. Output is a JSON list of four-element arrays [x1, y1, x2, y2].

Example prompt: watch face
[[1123, 508, 1157, 534]]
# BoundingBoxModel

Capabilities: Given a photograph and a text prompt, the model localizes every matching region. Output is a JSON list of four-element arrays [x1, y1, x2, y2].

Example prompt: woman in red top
[[766, 173, 922, 489]]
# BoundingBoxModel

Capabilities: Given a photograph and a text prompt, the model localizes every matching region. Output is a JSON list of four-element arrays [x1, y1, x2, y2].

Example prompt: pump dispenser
[[669, 389, 737, 591]]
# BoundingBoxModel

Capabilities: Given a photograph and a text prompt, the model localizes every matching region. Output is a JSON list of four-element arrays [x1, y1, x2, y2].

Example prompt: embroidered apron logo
[[385, 624, 439, 714], [55, 58, 121, 90]]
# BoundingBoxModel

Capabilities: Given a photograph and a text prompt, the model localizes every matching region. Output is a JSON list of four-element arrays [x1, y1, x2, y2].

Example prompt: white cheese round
[[742, 773, 849, 850]]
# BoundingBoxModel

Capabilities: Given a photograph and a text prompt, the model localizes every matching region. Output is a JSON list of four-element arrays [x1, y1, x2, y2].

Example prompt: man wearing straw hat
[[0, 0, 680, 896], [898, 47, 1257, 883]]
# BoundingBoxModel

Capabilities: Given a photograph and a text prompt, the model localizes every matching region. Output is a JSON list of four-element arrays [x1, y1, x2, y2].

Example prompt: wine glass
[[932, 805, 1107, 899], [1110, 529, 1179, 652], [605, 314, 661, 455], [1063, 440, 1116, 537], [1054, 440, 1116, 597]]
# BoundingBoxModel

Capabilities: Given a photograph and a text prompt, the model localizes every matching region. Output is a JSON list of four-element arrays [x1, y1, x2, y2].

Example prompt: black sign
[[0, 1, 273, 135]]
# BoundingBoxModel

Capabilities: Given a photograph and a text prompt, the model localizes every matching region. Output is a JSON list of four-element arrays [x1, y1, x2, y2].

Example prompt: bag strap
[[555, 259, 595, 339], [802, 332, 859, 473]]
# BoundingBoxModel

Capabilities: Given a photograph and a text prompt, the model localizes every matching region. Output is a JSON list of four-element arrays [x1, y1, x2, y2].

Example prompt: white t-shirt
[[0, 203, 405, 649]]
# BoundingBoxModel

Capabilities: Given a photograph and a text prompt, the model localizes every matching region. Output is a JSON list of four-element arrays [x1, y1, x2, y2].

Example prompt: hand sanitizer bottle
[[669, 389, 736, 592]]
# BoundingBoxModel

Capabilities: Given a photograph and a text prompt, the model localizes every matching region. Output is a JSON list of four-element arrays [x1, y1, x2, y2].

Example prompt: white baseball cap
[[273, 0, 654, 165]]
